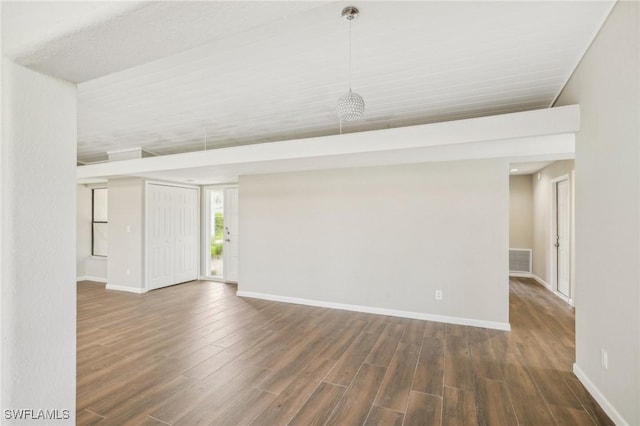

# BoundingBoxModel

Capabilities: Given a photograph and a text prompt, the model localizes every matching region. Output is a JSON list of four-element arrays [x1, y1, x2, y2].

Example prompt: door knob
[[225, 238, 231, 242]]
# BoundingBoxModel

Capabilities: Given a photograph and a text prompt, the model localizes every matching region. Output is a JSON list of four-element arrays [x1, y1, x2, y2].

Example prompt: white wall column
[[555, 2, 640, 424], [1, 59, 77, 423], [107, 178, 145, 293]]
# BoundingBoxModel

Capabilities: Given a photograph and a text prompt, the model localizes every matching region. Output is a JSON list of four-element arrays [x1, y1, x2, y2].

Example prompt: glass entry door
[[204, 186, 239, 282], [208, 190, 225, 279]]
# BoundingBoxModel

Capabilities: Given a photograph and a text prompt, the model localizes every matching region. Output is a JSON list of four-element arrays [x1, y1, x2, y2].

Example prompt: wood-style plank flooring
[[77, 278, 613, 425]]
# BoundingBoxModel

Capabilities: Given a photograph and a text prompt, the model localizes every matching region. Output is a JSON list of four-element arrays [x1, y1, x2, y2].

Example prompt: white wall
[[509, 175, 533, 249], [555, 2, 639, 424], [531, 160, 575, 290], [107, 178, 145, 292], [239, 159, 510, 329], [84, 257, 107, 282], [1, 59, 76, 423]]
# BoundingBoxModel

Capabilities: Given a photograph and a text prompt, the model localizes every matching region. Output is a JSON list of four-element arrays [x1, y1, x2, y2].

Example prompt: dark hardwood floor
[[76, 277, 613, 425]]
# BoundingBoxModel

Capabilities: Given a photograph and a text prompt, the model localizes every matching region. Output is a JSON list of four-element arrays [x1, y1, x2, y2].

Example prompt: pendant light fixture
[[336, 6, 365, 123]]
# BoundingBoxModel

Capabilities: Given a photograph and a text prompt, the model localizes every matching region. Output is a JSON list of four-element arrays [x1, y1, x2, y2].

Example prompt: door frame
[[550, 174, 572, 304], [200, 184, 238, 282]]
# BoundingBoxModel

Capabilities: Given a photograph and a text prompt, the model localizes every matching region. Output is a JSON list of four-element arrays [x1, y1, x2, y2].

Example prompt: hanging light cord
[[340, 16, 352, 136], [204, 128, 207, 151], [348, 17, 352, 91]]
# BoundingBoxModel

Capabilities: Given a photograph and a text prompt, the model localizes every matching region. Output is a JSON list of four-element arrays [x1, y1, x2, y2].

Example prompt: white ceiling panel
[[63, 1, 613, 163]]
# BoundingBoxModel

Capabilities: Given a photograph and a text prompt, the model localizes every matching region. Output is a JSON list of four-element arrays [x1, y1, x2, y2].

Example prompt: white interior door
[[173, 186, 199, 284], [223, 188, 239, 283], [556, 179, 570, 297], [147, 183, 199, 290], [147, 184, 174, 290]]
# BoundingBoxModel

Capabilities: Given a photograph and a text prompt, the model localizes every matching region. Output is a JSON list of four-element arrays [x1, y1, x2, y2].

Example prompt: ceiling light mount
[[337, 5, 365, 124], [341, 6, 359, 21]]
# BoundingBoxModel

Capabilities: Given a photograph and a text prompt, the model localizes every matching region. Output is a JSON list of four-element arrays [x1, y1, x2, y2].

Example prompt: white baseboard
[[198, 275, 226, 283], [237, 291, 510, 331], [509, 272, 533, 278], [76, 275, 107, 283], [573, 363, 628, 425], [531, 274, 574, 306], [105, 284, 146, 294], [531, 274, 553, 290]]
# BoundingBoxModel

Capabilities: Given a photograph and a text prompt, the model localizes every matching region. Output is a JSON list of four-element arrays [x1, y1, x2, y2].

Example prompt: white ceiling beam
[[77, 105, 579, 183]]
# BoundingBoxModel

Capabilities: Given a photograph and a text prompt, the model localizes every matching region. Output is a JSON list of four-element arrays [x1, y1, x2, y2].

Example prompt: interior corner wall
[[239, 159, 510, 328], [531, 160, 575, 288], [555, 1, 640, 424], [77, 184, 92, 277], [509, 175, 533, 250], [1, 58, 76, 423], [107, 178, 145, 291]]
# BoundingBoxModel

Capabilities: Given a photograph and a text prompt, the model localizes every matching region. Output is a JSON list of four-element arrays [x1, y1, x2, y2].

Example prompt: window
[[92, 188, 108, 256]]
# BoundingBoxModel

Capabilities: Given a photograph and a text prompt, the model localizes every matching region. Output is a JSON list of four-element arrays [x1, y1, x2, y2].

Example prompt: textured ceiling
[[2, 1, 145, 61], [5, 2, 326, 83], [18, 1, 611, 164]]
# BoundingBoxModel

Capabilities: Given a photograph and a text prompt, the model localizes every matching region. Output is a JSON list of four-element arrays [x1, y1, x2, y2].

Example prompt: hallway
[[500, 278, 612, 425]]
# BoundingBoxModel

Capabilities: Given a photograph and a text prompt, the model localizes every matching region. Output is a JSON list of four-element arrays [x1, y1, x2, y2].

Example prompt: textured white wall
[[107, 178, 144, 291], [239, 159, 509, 327], [556, 2, 639, 424], [1, 59, 76, 423], [509, 175, 533, 249]]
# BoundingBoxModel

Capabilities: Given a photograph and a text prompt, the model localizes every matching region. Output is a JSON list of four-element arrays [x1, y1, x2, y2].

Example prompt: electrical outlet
[[435, 290, 443, 300], [126, 268, 131, 276], [601, 349, 608, 369]]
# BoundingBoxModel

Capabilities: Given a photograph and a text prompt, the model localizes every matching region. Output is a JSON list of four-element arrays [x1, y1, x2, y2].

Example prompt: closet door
[[173, 186, 199, 284], [147, 184, 175, 290]]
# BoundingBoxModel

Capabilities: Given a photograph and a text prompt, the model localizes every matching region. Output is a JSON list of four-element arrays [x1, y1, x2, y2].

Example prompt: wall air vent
[[509, 248, 532, 274]]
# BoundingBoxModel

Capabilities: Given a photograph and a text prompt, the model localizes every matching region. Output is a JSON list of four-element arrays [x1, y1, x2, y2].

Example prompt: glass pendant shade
[[337, 89, 365, 121], [337, 6, 364, 123]]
